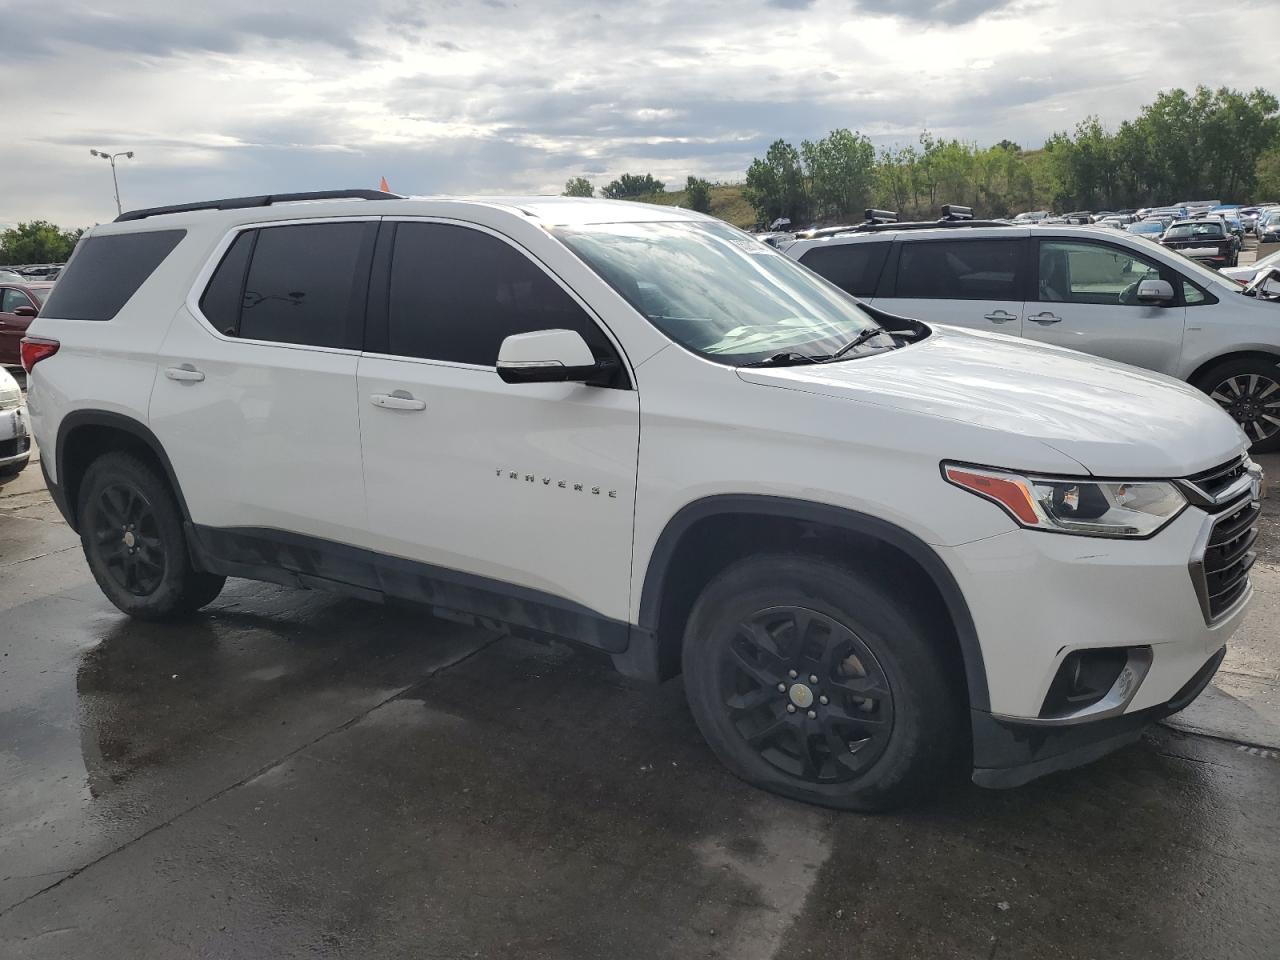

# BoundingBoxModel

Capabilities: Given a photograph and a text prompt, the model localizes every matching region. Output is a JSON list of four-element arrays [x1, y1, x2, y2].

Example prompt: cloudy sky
[[3, 0, 1278, 228]]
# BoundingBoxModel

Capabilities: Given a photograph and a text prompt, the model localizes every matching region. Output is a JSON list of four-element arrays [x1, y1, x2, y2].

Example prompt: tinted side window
[[239, 222, 372, 348], [198, 230, 255, 335], [1, 288, 34, 312], [40, 230, 185, 321], [387, 222, 613, 366], [798, 242, 889, 297], [895, 239, 1021, 300]]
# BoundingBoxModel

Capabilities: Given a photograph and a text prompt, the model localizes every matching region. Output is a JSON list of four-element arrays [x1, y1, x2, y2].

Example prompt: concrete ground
[[3, 354, 1280, 955]]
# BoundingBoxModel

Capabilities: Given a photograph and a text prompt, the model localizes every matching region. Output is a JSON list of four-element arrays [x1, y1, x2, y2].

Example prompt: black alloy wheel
[[723, 605, 894, 782], [682, 554, 963, 811], [78, 451, 226, 618], [90, 482, 167, 596], [1209, 372, 1280, 446]]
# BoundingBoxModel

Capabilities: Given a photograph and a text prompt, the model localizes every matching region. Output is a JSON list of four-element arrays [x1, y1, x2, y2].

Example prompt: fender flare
[[55, 410, 192, 531], [636, 494, 991, 712]]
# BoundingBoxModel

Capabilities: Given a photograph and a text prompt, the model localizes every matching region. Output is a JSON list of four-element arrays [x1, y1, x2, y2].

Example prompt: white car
[[23, 191, 1259, 811], [1222, 248, 1280, 285], [781, 218, 1280, 450], [0, 366, 31, 481]]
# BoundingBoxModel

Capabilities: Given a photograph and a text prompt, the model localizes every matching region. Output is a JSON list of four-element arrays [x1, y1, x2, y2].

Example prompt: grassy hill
[[634, 183, 755, 228]]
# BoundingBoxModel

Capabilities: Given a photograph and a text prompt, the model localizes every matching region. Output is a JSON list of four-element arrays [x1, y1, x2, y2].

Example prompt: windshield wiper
[[740, 352, 826, 368], [825, 327, 891, 361]]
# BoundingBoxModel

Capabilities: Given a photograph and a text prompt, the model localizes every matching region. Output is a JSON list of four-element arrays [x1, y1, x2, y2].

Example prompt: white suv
[[23, 191, 1262, 811], [780, 217, 1280, 450]]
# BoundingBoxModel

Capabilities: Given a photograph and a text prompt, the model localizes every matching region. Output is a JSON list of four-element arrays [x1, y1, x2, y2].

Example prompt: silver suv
[[781, 216, 1280, 450]]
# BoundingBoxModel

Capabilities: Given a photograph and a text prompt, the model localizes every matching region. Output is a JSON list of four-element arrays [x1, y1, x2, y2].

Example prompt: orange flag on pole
[[379, 176, 391, 193]]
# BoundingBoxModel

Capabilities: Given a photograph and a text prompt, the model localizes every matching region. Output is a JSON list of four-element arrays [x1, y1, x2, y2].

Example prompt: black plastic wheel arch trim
[[54, 410, 194, 534], [636, 494, 991, 712]]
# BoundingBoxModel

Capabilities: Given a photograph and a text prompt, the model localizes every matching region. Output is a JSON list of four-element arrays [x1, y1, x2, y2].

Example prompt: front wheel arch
[[635, 495, 990, 713]]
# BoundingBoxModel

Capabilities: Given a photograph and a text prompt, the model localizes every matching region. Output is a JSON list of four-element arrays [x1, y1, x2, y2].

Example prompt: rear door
[[1024, 236, 1186, 374], [150, 219, 375, 555], [871, 232, 1029, 334]]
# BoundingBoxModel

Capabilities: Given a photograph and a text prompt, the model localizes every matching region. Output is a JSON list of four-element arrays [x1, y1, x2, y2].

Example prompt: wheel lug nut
[[807, 710, 816, 719], [819, 695, 829, 705], [788, 670, 797, 679], [786, 704, 797, 713], [809, 674, 818, 684], [777, 683, 786, 692]]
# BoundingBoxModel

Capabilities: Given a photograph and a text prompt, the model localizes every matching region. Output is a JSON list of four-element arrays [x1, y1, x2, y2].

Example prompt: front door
[[871, 234, 1028, 336], [1024, 237, 1186, 375], [355, 219, 639, 642]]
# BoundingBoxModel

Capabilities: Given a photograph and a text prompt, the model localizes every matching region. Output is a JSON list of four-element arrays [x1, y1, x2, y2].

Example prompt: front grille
[[1191, 496, 1259, 622], [1184, 455, 1249, 503], [0, 435, 30, 459]]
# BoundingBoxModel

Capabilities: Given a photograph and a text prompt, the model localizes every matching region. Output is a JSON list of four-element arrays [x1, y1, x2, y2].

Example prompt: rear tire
[[1194, 357, 1280, 453], [681, 554, 965, 812], [77, 452, 226, 619]]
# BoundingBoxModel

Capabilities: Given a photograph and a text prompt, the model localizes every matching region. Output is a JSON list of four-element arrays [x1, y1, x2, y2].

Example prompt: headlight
[[943, 464, 1186, 538]]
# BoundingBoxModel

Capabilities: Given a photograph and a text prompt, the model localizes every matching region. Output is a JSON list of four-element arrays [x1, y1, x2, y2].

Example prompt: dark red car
[[0, 282, 54, 366]]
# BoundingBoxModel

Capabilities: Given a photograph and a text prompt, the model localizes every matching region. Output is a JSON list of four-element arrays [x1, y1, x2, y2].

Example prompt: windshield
[[29, 287, 51, 305], [553, 220, 885, 364], [1165, 223, 1224, 240]]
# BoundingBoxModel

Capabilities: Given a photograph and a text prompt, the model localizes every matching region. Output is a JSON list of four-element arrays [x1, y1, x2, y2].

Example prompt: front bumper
[[972, 645, 1225, 787], [937, 494, 1254, 787], [0, 403, 31, 469]]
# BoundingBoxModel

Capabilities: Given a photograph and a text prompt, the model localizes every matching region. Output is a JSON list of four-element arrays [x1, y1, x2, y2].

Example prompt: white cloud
[[1, 0, 1277, 227]]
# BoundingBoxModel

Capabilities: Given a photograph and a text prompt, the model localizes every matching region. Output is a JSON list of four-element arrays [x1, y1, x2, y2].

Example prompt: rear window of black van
[[40, 229, 186, 321]]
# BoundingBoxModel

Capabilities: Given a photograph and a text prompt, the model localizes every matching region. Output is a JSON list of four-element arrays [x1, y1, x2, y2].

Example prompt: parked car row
[[775, 206, 1280, 449]]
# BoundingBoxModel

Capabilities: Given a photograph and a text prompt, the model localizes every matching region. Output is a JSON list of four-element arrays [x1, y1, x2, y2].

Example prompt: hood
[[737, 325, 1247, 477]]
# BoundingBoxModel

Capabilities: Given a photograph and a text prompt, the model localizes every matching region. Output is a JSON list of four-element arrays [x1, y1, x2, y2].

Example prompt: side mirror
[[496, 329, 613, 385], [1136, 278, 1175, 304], [11, 305, 37, 318]]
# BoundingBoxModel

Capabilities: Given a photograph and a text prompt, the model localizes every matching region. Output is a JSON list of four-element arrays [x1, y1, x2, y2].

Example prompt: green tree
[[562, 177, 594, 197], [685, 175, 712, 213], [0, 221, 82, 265], [1257, 148, 1280, 200], [800, 128, 876, 221], [601, 173, 665, 200], [744, 139, 808, 225]]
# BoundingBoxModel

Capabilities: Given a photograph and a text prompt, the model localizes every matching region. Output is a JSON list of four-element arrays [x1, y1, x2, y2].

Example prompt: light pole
[[89, 149, 134, 215]]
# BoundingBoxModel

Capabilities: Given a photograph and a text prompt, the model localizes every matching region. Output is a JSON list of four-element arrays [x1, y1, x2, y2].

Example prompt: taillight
[[20, 337, 59, 374]]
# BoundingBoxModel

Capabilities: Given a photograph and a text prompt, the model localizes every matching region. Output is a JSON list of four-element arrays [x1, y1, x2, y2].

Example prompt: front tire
[[681, 554, 965, 812], [1194, 358, 1280, 453], [78, 452, 226, 619]]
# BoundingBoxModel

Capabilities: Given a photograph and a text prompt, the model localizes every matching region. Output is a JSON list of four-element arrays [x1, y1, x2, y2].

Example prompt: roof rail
[[940, 204, 973, 221], [865, 208, 898, 225], [114, 189, 404, 223]]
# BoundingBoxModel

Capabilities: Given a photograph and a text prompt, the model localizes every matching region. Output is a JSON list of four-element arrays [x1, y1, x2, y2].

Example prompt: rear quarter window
[[798, 242, 890, 298], [40, 230, 186, 321]]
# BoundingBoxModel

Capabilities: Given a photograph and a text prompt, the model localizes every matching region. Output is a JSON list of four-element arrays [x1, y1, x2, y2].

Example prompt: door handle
[[983, 311, 1018, 324], [1029, 312, 1062, 325], [165, 365, 205, 382], [370, 392, 426, 411]]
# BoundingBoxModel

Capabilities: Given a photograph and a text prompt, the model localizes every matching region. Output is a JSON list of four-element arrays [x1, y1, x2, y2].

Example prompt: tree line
[[566, 85, 1280, 227], [0, 221, 83, 265]]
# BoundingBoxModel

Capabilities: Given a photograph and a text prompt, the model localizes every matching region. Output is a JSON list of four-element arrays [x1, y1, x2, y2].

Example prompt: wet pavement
[[2, 454, 1280, 958]]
